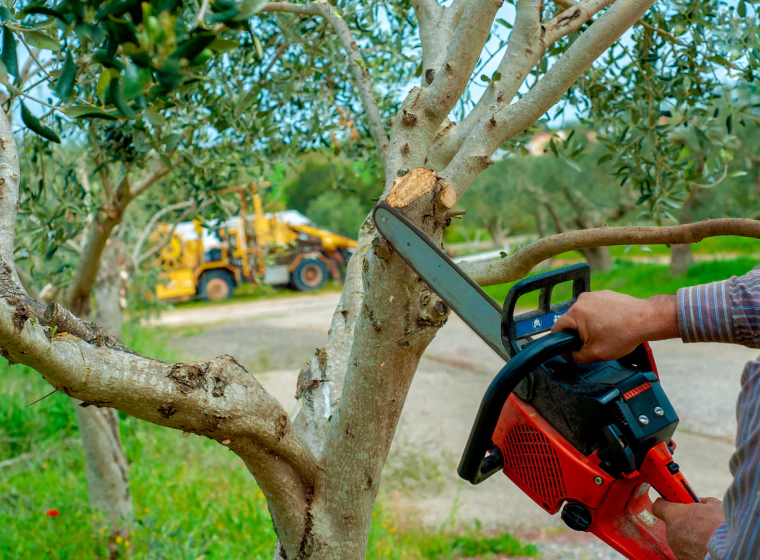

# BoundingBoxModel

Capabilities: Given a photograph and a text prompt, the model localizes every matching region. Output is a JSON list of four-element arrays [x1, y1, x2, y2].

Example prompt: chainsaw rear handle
[[502, 263, 590, 357], [458, 330, 582, 484]]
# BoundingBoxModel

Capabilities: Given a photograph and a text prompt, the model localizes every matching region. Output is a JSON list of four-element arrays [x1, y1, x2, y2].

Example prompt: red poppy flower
[[45, 509, 59, 518]]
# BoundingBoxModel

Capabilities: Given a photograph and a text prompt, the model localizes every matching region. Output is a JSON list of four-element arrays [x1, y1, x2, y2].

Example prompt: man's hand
[[550, 291, 679, 364], [652, 497, 724, 560]]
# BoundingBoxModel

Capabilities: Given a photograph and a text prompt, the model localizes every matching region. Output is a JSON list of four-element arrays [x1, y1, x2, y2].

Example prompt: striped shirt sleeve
[[676, 266, 760, 560], [706, 360, 760, 560], [677, 266, 760, 348]]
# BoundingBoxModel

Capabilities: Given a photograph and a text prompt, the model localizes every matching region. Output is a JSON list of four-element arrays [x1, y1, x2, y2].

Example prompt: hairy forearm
[[644, 294, 680, 342]]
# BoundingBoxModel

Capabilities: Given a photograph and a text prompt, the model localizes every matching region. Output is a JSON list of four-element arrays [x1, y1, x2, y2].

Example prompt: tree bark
[[77, 239, 134, 558], [579, 245, 612, 272], [670, 188, 700, 276], [670, 244, 692, 276]]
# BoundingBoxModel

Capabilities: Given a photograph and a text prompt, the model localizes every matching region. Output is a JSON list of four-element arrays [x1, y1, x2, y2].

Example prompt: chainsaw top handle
[[458, 330, 583, 484], [502, 263, 590, 357]]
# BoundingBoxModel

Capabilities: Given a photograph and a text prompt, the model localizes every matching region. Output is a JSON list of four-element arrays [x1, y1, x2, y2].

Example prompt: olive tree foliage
[[0, 0, 760, 559]]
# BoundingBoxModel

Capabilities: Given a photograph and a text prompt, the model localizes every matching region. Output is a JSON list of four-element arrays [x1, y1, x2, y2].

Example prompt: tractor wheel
[[199, 270, 234, 301], [291, 258, 328, 291]]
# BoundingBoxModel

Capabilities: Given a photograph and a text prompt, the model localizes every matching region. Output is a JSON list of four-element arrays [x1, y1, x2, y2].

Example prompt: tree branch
[[131, 200, 195, 264], [414, 0, 466, 87], [384, 0, 503, 190], [544, 0, 616, 43], [128, 156, 171, 199], [427, 0, 615, 171], [261, 2, 389, 163], [439, 0, 656, 196], [461, 219, 760, 286]]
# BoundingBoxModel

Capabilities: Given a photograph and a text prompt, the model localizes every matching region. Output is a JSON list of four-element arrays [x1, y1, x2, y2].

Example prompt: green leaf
[[123, 64, 151, 99], [20, 7, 67, 22], [597, 153, 613, 165], [159, 153, 173, 170], [145, 109, 165, 126], [496, 18, 512, 29], [1, 26, 17, 78], [54, 50, 77, 103], [64, 104, 119, 120], [232, 0, 268, 21], [163, 133, 180, 152], [253, 35, 263, 59], [22, 29, 58, 51], [208, 7, 239, 23], [676, 145, 691, 163], [208, 38, 240, 54], [738, 0, 747, 17], [729, 171, 748, 178], [635, 193, 651, 205], [560, 153, 582, 173], [725, 114, 732, 134], [20, 102, 60, 143], [171, 32, 216, 61], [97, 68, 117, 101], [109, 76, 136, 118]]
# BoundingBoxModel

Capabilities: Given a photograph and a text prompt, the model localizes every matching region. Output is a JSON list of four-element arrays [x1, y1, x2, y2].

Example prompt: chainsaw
[[373, 203, 699, 560]]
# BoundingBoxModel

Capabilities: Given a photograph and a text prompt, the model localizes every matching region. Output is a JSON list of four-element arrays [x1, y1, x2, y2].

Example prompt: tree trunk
[[75, 239, 133, 558], [670, 244, 692, 276], [670, 187, 700, 276], [580, 245, 612, 272]]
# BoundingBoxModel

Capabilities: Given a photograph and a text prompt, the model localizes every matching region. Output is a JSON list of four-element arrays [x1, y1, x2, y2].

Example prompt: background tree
[[0, 0, 758, 558]]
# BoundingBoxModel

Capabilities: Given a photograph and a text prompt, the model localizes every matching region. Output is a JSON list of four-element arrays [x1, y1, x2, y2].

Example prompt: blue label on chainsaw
[[515, 308, 568, 338]]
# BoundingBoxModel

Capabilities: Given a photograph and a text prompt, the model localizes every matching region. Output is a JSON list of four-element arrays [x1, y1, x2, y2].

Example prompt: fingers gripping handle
[[501, 263, 590, 357], [591, 444, 699, 560], [458, 331, 583, 484]]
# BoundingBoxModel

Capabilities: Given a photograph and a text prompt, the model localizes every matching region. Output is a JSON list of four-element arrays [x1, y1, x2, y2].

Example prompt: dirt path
[[161, 293, 754, 559]]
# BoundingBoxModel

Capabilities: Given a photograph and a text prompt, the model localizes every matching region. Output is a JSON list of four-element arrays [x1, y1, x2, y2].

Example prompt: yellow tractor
[[153, 184, 357, 302]]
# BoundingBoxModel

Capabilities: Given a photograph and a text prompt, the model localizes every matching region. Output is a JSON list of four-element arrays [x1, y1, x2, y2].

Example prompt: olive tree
[[1, 0, 759, 557]]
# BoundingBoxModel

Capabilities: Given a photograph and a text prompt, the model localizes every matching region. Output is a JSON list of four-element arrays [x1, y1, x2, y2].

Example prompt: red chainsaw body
[[492, 344, 696, 560]]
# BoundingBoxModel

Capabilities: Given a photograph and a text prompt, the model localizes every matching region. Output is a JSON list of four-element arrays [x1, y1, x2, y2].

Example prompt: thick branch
[[439, 0, 655, 195], [385, 0, 502, 190], [262, 2, 389, 163], [0, 109, 19, 268], [427, 0, 615, 171], [461, 219, 760, 286], [414, 0, 466, 86], [0, 271, 317, 554]]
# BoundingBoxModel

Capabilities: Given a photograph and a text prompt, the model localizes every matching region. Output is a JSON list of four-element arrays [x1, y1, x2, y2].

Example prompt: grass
[[483, 257, 758, 308], [0, 326, 537, 559]]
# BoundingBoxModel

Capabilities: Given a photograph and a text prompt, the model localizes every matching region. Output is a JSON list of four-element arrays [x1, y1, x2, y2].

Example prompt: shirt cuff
[[676, 281, 735, 344]]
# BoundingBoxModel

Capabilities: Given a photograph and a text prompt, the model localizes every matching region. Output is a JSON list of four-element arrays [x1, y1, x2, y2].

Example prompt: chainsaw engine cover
[[513, 343, 678, 475]]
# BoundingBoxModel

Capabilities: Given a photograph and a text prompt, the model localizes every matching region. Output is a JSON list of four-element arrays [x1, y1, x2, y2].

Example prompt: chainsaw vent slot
[[503, 425, 567, 507]]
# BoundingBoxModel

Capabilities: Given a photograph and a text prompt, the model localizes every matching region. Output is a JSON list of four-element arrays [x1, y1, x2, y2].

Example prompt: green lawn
[[0, 327, 537, 560]]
